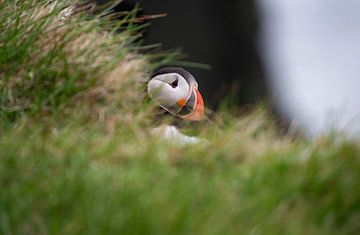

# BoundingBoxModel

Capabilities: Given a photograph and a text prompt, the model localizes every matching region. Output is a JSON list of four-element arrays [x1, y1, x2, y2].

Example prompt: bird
[[147, 67, 205, 121]]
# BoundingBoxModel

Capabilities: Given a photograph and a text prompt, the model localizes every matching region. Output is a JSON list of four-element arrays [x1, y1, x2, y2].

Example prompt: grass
[[1, 1, 360, 234]]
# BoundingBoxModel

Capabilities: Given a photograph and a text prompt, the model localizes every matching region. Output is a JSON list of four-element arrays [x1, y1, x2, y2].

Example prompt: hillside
[[1, 1, 359, 234]]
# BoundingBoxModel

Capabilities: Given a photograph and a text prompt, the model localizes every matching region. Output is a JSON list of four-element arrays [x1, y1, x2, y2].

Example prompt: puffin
[[147, 67, 205, 121]]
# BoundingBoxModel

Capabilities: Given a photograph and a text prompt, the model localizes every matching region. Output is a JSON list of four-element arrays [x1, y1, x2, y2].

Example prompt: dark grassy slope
[[0, 1, 360, 235]]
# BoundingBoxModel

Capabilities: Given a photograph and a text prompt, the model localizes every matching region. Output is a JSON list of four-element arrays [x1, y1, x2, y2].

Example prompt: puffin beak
[[183, 88, 205, 121], [176, 98, 187, 107]]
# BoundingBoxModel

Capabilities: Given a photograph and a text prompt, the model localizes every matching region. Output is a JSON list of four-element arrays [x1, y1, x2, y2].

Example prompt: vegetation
[[1, 1, 359, 234]]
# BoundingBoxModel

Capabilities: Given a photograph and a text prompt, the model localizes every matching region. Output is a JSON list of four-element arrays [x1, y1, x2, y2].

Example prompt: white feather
[[151, 125, 208, 145]]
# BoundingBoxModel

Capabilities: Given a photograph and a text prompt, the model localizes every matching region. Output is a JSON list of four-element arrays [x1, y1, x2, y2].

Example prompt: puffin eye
[[170, 78, 178, 88]]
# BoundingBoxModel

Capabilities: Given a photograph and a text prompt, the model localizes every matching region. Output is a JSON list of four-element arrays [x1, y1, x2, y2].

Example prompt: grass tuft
[[0, 0, 152, 122]]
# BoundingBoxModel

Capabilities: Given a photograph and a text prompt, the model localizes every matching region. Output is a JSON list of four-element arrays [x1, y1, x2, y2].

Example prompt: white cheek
[[148, 79, 189, 107]]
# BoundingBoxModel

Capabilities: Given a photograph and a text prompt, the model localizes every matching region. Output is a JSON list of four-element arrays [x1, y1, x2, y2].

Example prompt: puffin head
[[147, 67, 205, 121]]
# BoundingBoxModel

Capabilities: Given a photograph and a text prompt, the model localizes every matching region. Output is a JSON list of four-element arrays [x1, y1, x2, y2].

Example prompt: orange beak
[[176, 98, 187, 107], [183, 88, 205, 121]]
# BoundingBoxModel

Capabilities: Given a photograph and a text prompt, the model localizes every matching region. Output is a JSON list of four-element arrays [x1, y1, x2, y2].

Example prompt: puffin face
[[148, 67, 205, 121], [148, 73, 190, 108]]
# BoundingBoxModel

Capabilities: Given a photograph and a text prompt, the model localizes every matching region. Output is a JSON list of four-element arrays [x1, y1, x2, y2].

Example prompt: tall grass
[[1, 1, 360, 235], [0, 0, 152, 123]]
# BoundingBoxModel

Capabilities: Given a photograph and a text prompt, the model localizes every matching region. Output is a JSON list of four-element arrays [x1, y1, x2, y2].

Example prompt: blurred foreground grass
[[1, 1, 360, 234]]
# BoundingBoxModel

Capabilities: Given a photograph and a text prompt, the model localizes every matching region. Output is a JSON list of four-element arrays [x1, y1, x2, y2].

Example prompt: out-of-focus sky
[[257, 0, 360, 136]]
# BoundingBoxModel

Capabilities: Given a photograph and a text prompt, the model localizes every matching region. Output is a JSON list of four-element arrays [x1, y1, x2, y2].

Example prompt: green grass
[[1, 1, 360, 234]]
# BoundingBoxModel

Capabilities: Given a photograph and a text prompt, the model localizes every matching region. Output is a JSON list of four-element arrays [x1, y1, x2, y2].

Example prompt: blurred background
[[98, 0, 360, 136]]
